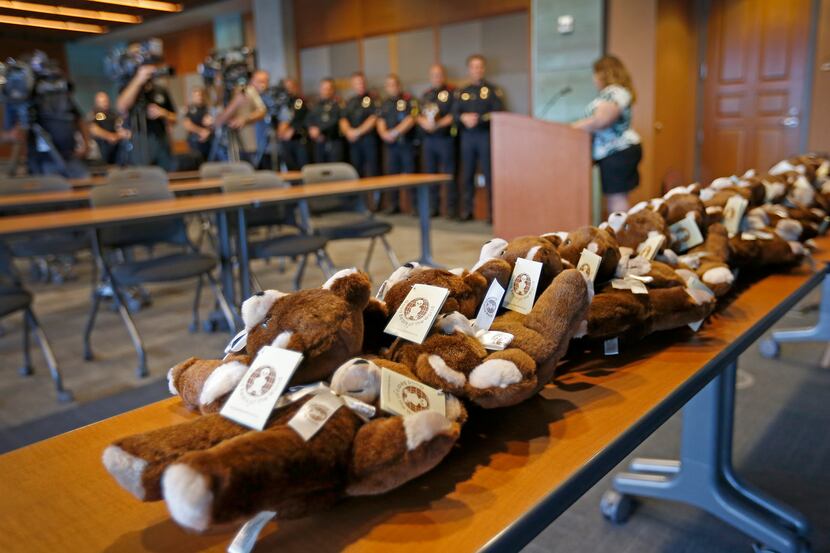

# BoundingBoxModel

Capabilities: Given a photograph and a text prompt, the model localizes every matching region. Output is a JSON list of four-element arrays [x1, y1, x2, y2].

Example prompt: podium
[[490, 112, 592, 239]]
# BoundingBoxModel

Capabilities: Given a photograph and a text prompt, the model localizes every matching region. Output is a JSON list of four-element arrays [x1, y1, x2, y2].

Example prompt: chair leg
[[315, 250, 334, 280], [320, 250, 337, 273], [205, 272, 240, 332], [190, 276, 203, 333], [380, 235, 401, 269], [293, 254, 309, 290], [26, 309, 73, 402], [111, 283, 148, 378], [19, 310, 32, 376], [364, 237, 377, 272], [82, 287, 103, 361], [250, 269, 263, 295]]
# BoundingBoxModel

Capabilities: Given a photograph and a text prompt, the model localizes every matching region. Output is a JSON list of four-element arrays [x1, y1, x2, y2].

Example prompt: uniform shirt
[[185, 104, 211, 142], [342, 92, 379, 129], [122, 83, 176, 139], [586, 84, 641, 161], [420, 84, 455, 138], [379, 93, 418, 143], [453, 80, 505, 132], [89, 109, 118, 133], [277, 94, 309, 138], [234, 85, 266, 152], [306, 97, 341, 141]]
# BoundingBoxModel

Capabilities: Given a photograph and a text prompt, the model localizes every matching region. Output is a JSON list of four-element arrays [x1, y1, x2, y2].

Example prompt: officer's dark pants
[[314, 139, 345, 163], [279, 138, 310, 171], [460, 129, 492, 219], [385, 141, 416, 211], [349, 134, 379, 177], [96, 138, 127, 165], [423, 134, 456, 215], [187, 136, 212, 163], [129, 133, 173, 171]]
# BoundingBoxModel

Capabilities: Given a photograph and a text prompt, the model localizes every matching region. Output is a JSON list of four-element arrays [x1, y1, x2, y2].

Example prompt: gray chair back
[[223, 171, 295, 228], [200, 161, 255, 179], [107, 166, 169, 188], [0, 175, 71, 195], [90, 179, 185, 248], [301, 162, 363, 215]]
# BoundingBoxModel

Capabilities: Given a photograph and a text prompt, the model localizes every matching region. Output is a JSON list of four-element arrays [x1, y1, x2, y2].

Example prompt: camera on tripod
[[104, 39, 173, 88], [198, 47, 256, 100], [0, 51, 70, 121]]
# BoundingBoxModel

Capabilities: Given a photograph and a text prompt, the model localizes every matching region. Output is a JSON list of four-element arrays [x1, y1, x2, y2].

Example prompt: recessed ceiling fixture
[[84, 0, 182, 13], [0, 13, 107, 32], [0, 1, 141, 23]]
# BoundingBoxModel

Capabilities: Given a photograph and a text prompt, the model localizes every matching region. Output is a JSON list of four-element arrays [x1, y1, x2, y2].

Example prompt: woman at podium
[[572, 55, 642, 214]]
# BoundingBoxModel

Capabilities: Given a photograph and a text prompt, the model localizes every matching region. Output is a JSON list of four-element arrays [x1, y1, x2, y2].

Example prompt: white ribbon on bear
[[434, 311, 514, 350]]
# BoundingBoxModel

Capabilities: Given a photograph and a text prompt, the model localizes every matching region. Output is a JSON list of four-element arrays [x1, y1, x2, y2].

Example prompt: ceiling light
[[0, 1, 141, 23], [0, 14, 107, 33], [84, 0, 182, 13]]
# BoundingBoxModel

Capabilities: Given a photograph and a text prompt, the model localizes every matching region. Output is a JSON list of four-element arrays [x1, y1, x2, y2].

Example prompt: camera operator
[[116, 45, 176, 170], [182, 87, 213, 162], [212, 69, 267, 163], [88, 91, 129, 165]]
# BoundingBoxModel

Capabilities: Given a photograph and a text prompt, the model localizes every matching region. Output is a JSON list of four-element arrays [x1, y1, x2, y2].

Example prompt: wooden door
[[701, 0, 811, 182]]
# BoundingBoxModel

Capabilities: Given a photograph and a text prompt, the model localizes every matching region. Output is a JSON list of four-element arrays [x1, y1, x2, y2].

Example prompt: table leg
[[605, 363, 811, 553], [237, 207, 252, 302], [762, 273, 830, 363], [204, 210, 236, 333], [416, 185, 438, 267]]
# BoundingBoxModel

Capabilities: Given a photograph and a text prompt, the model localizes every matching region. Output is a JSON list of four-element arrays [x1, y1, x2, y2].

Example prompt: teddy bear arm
[[463, 349, 540, 409], [169, 355, 251, 414]]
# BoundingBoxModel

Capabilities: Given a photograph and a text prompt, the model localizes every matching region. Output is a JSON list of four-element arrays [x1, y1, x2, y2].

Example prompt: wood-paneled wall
[[293, 0, 529, 49], [809, 0, 830, 153], [158, 22, 215, 75]]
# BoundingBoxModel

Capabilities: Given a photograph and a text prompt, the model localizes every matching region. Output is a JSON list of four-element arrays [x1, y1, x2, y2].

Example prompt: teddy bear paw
[[162, 463, 214, 533], [468, 359, 523, 389], [403, 411, 455, 451], [425, 354, 467, 388], [198, 360, 249, 410], [102, 445, 149, 501], [330, 358, 381, 403], [701, 266, 734, 287]]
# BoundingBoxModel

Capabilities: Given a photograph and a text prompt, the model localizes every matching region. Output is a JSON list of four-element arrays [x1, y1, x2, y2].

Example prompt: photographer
[[88, 91, 129, 165], [116, 45, 176, 170], [212, 69, 267, 163]]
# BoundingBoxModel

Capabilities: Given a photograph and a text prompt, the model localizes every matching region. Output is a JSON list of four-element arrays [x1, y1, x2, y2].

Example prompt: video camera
[[104, 39, 173, 88], [261, 82, 290, 119], [0, 51, 71, 125], [198, 47, 256, 99]]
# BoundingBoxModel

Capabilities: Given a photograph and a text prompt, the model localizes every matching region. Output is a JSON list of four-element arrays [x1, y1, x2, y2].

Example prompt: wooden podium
[[491, 112, 592, 239]]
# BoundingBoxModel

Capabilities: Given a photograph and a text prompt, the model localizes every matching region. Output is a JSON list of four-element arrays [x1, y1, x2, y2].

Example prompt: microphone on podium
[[539, 85, 573, 118]]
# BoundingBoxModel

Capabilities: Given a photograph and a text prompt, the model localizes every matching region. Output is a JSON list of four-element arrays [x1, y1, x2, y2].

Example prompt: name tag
[[576, 248, 603, 283], [669, 217, 704, 252], [637, 234, 665, 261], [379, 368, 446, 417], [220, 346, 303, 430], [384, 284, 449, 343], [723, 195, 749, 237], [478, 330, 514, 350], [475, 279, 505, 331], [287, 391, 344, 441], [502, 257, 543, 314]]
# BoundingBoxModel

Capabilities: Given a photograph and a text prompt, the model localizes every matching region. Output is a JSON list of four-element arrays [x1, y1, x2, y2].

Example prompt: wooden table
[[69, 170, 301, 188], [0, 171, 304, 210], [1, 242, 825, 552]]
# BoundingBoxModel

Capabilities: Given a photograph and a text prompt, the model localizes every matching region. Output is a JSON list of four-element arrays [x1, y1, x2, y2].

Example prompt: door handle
[[781, 116, 799, 128]]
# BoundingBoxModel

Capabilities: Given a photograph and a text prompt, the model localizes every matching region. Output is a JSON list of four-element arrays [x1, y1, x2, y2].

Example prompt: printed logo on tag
[[669, 217, 704, 252], [637, 234, 665, 261], [604, 337, 619, 356], [723, 195, 749, 237], [478, 330, 514, 350], [502, 257, 543, 314], [224, 328, 248, 354], [384, 284, 449, 343], [287, 391, 344, 441], [380, 367, 446, 417], [576, 248, 603, 283], [220, 346, 303, 430], [475, 279, 505, 331]]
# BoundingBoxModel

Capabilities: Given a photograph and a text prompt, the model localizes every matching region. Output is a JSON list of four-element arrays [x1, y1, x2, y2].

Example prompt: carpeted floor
[[0, 215, 827, 552]]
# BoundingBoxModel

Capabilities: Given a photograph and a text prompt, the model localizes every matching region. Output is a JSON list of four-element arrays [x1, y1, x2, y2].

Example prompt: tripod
[[207, 124, 245, 163], [125, 96, 151, 166]]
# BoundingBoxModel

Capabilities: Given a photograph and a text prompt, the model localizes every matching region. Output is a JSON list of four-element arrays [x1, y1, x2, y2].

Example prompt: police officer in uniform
[[88, 91, 129, 165], [307, 77, 344, 163], [276, 78, 309, 170], [182, 87, 213, 162], [339, 71, 380, 178], [377, 74, 418, 214], [454, 54, 505, 221], [417, 64, 456, 217]]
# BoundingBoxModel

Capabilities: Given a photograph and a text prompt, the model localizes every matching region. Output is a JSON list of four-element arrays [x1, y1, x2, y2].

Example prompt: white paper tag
[[575, 248, 603, 283], [669, 217, 704, 252], [220, 346, 303, 430], [384, 284, 449, 344], [723, 195, 749, 237], [227, 511, 277, 553], [475, 279, 505, 331], [380, 367, 446, 417], [287, 391, 344, 441], [637, 234, 665, 261], [477, 330, 514, 350], [224, 328, 248, 355], [688, 319, 704, 332], [502, 257, 543, 314], [604, 337, 619, 356], [611, 278, 649, 295]]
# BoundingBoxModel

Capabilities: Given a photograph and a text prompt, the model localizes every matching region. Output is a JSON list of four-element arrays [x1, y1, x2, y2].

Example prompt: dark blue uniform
[[307, 97, 344, 163], [185, 104, 212, 162], [454, 80, 504, 219], [379, 93, 418, 211], [341, 92, 380, 177], [90, 108, 127, 165], [277, 94, 310, 170], [420, 84, 456, 216]]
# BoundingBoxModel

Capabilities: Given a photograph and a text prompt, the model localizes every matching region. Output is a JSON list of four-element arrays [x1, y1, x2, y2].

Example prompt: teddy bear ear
[[605, 212, 627, 234], [241, 290, 287, 330], [323, 268, 372, 310], [477, 238, 508, 262], [376, 262, 421, 301], [539, 232, 565, 248]]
